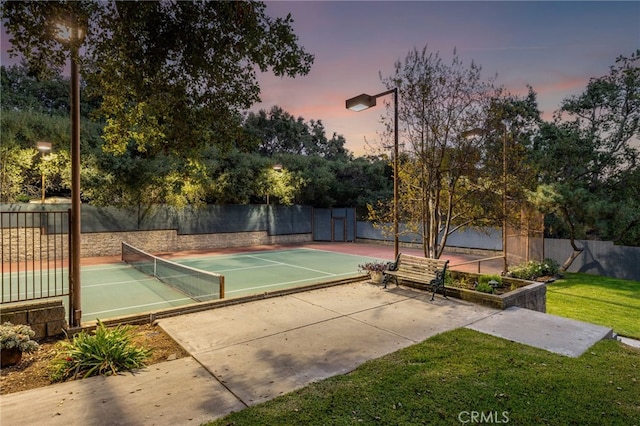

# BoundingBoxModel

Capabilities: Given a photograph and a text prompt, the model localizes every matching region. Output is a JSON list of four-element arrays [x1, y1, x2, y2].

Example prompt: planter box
[[400, 271, 546, 312], [444, 282, 546, 312]]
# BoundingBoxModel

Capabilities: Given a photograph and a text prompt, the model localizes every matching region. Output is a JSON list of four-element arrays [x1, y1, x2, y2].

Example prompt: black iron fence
[[1, 210, 71, 324]]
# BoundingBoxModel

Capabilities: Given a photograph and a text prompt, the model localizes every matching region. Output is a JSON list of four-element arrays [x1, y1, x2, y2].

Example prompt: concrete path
[[0, 282, 614, 425], [158, 282, 496, 408], [466, 306, 614, 357]]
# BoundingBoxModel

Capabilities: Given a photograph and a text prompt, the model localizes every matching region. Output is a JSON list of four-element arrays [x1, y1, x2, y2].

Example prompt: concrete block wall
[[81, 230, 312, 257], [3, 229, 312, 261], [501, 281, 546, 312], [441, 271, 547, 312], [1, 300, 67, 339], [1, 228, 69, 262]]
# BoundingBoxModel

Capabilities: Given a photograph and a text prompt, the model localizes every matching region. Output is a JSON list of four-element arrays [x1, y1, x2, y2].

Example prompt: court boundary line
[[244, 254, 337, 276], [223, 271, 359, 296]]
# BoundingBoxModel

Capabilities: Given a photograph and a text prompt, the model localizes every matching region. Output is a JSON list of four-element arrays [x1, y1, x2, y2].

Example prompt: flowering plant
[[358, 261, 389, 274], [0, 322, 39, 353]]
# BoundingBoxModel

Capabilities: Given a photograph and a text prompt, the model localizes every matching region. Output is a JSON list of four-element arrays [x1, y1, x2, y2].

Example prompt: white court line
[[82, 277, 157, 288], [83, 298, 193, 317], [244, 254, 337, 276], [82, 264, 126, 272], [180, 253, 341, 276], [215, 263, 281, 273], [224, 271, 358, 295], [189, 249, 303, 260]]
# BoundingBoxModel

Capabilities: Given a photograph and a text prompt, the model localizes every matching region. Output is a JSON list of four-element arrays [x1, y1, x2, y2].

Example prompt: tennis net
[[121, 242, 224, 302]]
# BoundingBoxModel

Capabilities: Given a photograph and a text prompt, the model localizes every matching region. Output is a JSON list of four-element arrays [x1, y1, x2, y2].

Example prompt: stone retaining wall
[[0, 300, 67, 339], [444, 282, 546, 312], [3, 229, 312, 261], [81, 230, 312, 257], [402, 271, 547, 312]]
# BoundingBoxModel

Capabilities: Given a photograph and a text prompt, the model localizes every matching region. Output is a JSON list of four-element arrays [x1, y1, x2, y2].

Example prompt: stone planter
[[444, 283, 546, 312], [398, 270, 547, 312], [1, 348, 23, 368], [369, 271, 384, 284]]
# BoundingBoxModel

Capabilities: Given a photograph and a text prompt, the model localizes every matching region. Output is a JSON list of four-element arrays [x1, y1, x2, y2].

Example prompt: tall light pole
[[501, 126, 508, 274], [70, 22, 82, 327], [36, 142, 52, 204], [58, 18, 83, 327], [346, 88, 399, 258]]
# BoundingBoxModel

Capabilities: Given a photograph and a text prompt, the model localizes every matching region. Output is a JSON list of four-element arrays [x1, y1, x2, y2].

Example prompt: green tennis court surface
[[71, 247, 382, 323]]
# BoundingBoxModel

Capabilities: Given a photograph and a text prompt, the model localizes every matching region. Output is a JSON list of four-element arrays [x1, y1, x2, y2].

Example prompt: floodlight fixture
[[37, 141, 52, 152], [346, 94, 377, 112]]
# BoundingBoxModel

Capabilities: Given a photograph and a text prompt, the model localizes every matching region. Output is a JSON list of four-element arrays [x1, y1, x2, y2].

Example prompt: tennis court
[[71, 245, 385, 323]]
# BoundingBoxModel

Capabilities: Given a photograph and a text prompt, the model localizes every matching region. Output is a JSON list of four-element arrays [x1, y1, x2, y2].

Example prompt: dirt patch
[[0, 323, 189, 395]]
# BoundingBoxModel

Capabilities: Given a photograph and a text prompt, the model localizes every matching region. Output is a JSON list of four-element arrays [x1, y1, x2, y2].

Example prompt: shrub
[[508, 258, 560, 280], [50, 320, 151, 382], [0, 322, 39, 353], [475, 282, 494, 294], [478, 274, 502, 287]]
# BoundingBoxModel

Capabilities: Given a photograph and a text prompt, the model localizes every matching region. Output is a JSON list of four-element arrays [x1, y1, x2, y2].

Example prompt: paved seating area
[[0, 282, 614, 425]]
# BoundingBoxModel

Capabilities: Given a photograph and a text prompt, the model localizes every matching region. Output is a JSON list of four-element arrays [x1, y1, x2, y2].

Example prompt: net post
[[220, 276, 225, 299]]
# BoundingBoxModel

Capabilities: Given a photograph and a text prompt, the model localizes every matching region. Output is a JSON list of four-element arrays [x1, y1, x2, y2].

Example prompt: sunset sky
[[254, 1, 639, 155], [1, 1, 638, 156]]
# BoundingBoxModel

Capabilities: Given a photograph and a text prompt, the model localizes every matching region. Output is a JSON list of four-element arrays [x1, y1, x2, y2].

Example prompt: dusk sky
[[1, 2, 638, 156], [255, 1, 639, 155]]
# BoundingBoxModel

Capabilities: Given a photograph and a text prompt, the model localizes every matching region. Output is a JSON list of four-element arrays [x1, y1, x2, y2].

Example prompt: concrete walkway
[[0, 282, 614, 425]]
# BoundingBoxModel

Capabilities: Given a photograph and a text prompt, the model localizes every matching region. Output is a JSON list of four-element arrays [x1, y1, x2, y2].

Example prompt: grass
[[207, 272, 640, 425], [546, 272, 640, 339], [209, 329, 639, 425]]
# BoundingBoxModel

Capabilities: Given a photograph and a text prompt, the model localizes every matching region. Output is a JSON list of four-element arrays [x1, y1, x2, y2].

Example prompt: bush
[[0, 322, 39, 353], [478, 274, 502, 287], [51, 320, 151, 382], [475, 282, 494, 294], [508, 258, 560, 280]]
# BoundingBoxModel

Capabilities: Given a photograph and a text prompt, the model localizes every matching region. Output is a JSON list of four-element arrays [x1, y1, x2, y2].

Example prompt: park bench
[[383, 253, 449, 301]]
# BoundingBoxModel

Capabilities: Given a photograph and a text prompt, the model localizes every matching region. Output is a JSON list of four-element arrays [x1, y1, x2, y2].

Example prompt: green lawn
[[208, 329, 639, 425], [208, 272, 640, 425], [546, 272, 640, 339]]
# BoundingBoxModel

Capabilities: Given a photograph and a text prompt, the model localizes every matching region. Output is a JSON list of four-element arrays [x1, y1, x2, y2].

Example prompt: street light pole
[[70, 22, 82, 328], [346, 88, 399, 258], [502, 126, 508, 274]]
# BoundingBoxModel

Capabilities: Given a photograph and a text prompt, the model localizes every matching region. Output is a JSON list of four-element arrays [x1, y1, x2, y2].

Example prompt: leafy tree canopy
[[532, 50, 640, 248], [243, 106, 351, 160], [2, 0, 314, 158]]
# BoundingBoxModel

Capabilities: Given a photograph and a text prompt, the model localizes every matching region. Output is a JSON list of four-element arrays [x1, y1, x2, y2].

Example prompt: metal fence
[[544, 238, 640, 282], [1, 211, 71, 323]]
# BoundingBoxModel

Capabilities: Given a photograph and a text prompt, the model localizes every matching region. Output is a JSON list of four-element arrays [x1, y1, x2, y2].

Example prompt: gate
[[1, 210, 72, 325], [313, 208, 356, 242]]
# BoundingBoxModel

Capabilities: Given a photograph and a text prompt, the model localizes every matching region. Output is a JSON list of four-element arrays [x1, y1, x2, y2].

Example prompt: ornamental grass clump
[[50, 320, 151, 382], [0, 322, 39, 353]]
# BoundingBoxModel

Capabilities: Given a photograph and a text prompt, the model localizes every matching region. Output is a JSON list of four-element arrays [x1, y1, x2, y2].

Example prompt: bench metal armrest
[[387, 253, 402, 272]]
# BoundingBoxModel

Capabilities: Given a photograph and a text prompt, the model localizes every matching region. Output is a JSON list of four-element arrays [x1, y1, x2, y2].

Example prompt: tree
[[374, 46, 499, 258], [3, 1, 314, 207], [531, 50, 640, 264], [243, 106, 351, 160], [1, 64, 71, 116]]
